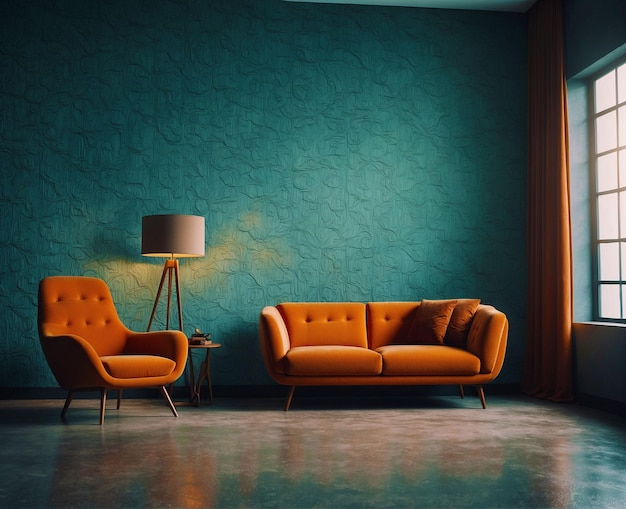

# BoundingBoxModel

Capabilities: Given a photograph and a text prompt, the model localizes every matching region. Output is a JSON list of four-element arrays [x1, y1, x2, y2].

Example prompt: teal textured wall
[[0, 0, 527, 389]]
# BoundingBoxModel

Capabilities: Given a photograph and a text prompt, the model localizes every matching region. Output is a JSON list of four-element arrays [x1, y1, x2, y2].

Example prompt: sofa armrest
[[466, 305, 509, 375], [259, 306, 291, 376]]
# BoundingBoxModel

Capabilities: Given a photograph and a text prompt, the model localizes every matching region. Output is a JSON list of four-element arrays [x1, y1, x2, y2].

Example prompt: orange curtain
[[522, 0, 573, 402]]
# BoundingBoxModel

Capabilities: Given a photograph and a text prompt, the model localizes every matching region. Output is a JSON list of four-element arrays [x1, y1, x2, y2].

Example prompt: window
[[592, 60, 626, 320]]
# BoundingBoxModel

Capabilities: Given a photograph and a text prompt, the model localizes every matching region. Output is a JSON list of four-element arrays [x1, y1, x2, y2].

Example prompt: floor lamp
[[142, 214, 205, 332]]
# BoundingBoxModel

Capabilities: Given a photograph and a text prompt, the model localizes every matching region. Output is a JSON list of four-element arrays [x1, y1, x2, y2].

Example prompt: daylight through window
[[593, 61, 626, 319]]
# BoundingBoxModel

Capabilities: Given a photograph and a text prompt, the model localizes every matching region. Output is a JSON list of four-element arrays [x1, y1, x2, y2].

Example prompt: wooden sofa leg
[[476, 385, 487, 409], [285, 386, 296, 412], [458, 385, 465, 399], [117, 390, 122, 410], [61, 391, 74, 419]]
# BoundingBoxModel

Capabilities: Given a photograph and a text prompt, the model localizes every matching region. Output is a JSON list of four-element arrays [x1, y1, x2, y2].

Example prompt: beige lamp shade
[[142, 214, 205, 258]]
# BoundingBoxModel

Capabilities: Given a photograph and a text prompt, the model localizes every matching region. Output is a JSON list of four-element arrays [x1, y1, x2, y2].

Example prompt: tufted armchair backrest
[[38, 276, 129, 356]]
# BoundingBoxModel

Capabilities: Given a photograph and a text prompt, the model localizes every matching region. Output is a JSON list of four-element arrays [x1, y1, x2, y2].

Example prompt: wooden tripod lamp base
[[147, 259, 183, 332]]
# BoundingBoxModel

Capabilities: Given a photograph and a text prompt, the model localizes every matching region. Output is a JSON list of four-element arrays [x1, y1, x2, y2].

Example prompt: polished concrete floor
[[0, 393, 625, 509]]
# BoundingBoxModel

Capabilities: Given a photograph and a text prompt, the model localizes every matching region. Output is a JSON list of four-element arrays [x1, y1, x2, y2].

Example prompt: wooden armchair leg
[[160, 386, 178, 417], [458, 385, 465, 399], [100, 388, 107, 425], [61, 391, 74, 418], [117, 390, 122, 410], [285, 386, 296, 412]]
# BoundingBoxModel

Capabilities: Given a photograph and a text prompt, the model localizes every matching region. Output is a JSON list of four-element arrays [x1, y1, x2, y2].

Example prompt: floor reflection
[[1, 395, 624, 508]]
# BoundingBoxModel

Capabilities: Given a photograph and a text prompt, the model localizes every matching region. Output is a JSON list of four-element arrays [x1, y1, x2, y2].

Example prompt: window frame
[[589, 56, 626, 322]]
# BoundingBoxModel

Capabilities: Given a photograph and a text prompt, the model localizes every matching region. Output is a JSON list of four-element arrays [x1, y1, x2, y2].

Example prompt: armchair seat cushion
[[101, 355, 176, 379], [376, 345, 480, 376], [285, 346, 382, 376]]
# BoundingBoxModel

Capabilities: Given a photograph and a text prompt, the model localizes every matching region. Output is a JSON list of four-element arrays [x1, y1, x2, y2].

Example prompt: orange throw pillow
[[404, 299, 457, 345], [444, 299, 481, 348]]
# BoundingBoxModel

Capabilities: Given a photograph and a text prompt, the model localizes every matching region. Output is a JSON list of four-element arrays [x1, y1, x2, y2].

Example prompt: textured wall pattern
[[0, 0, 527, 388]]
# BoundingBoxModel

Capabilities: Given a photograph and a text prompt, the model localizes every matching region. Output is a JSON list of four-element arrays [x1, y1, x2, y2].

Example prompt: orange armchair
[[38, 276, 188, 424]]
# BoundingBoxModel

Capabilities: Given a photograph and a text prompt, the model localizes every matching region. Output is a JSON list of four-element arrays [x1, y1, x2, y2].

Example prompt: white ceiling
[[282, 0, 537, 13]]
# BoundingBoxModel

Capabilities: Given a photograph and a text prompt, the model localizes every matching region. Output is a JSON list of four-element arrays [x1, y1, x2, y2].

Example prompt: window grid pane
[[620, 191, 626, 238], [596, 111, 618, 153], [595, 70, 616, 113], [617, 106, 626, 147], [597, 192, 619, 239], [599, 284, 621, 319], [598, 242, 620, 281], [597, 152, 618, 192], [599, 242, 620, 280], [618, 63, 626, 104]]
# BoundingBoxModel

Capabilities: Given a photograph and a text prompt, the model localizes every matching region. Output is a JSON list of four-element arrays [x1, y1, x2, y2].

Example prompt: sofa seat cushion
[[100, 355, 176, 379], [285, 346, 382, 376], [376, 345, 480, 376]]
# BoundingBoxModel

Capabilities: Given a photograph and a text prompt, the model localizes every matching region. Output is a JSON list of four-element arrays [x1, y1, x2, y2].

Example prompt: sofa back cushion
[[402, 299, 458, 345], [277, 302, 368, 348], [367, 300, 481, 349], [367, 302, 418, 350], [444, 298, 481, 348]]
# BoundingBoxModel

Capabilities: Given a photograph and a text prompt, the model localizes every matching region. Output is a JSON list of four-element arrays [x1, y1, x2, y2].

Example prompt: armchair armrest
[[259, 306, 291, 376], [124, 330, 188, 368], [39, 332, 112, 389]]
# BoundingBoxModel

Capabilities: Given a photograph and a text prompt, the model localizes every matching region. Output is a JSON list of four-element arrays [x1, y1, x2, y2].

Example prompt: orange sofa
[[259, 300, 508, 410]]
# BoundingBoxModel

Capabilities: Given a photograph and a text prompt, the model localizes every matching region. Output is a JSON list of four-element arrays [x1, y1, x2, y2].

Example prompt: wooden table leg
[[187, 348, 200, 405], [195, 349, 214, 404]]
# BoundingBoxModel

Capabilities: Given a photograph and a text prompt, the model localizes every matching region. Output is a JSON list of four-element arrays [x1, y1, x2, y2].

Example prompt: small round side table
[[187, 342, 221, 406]]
